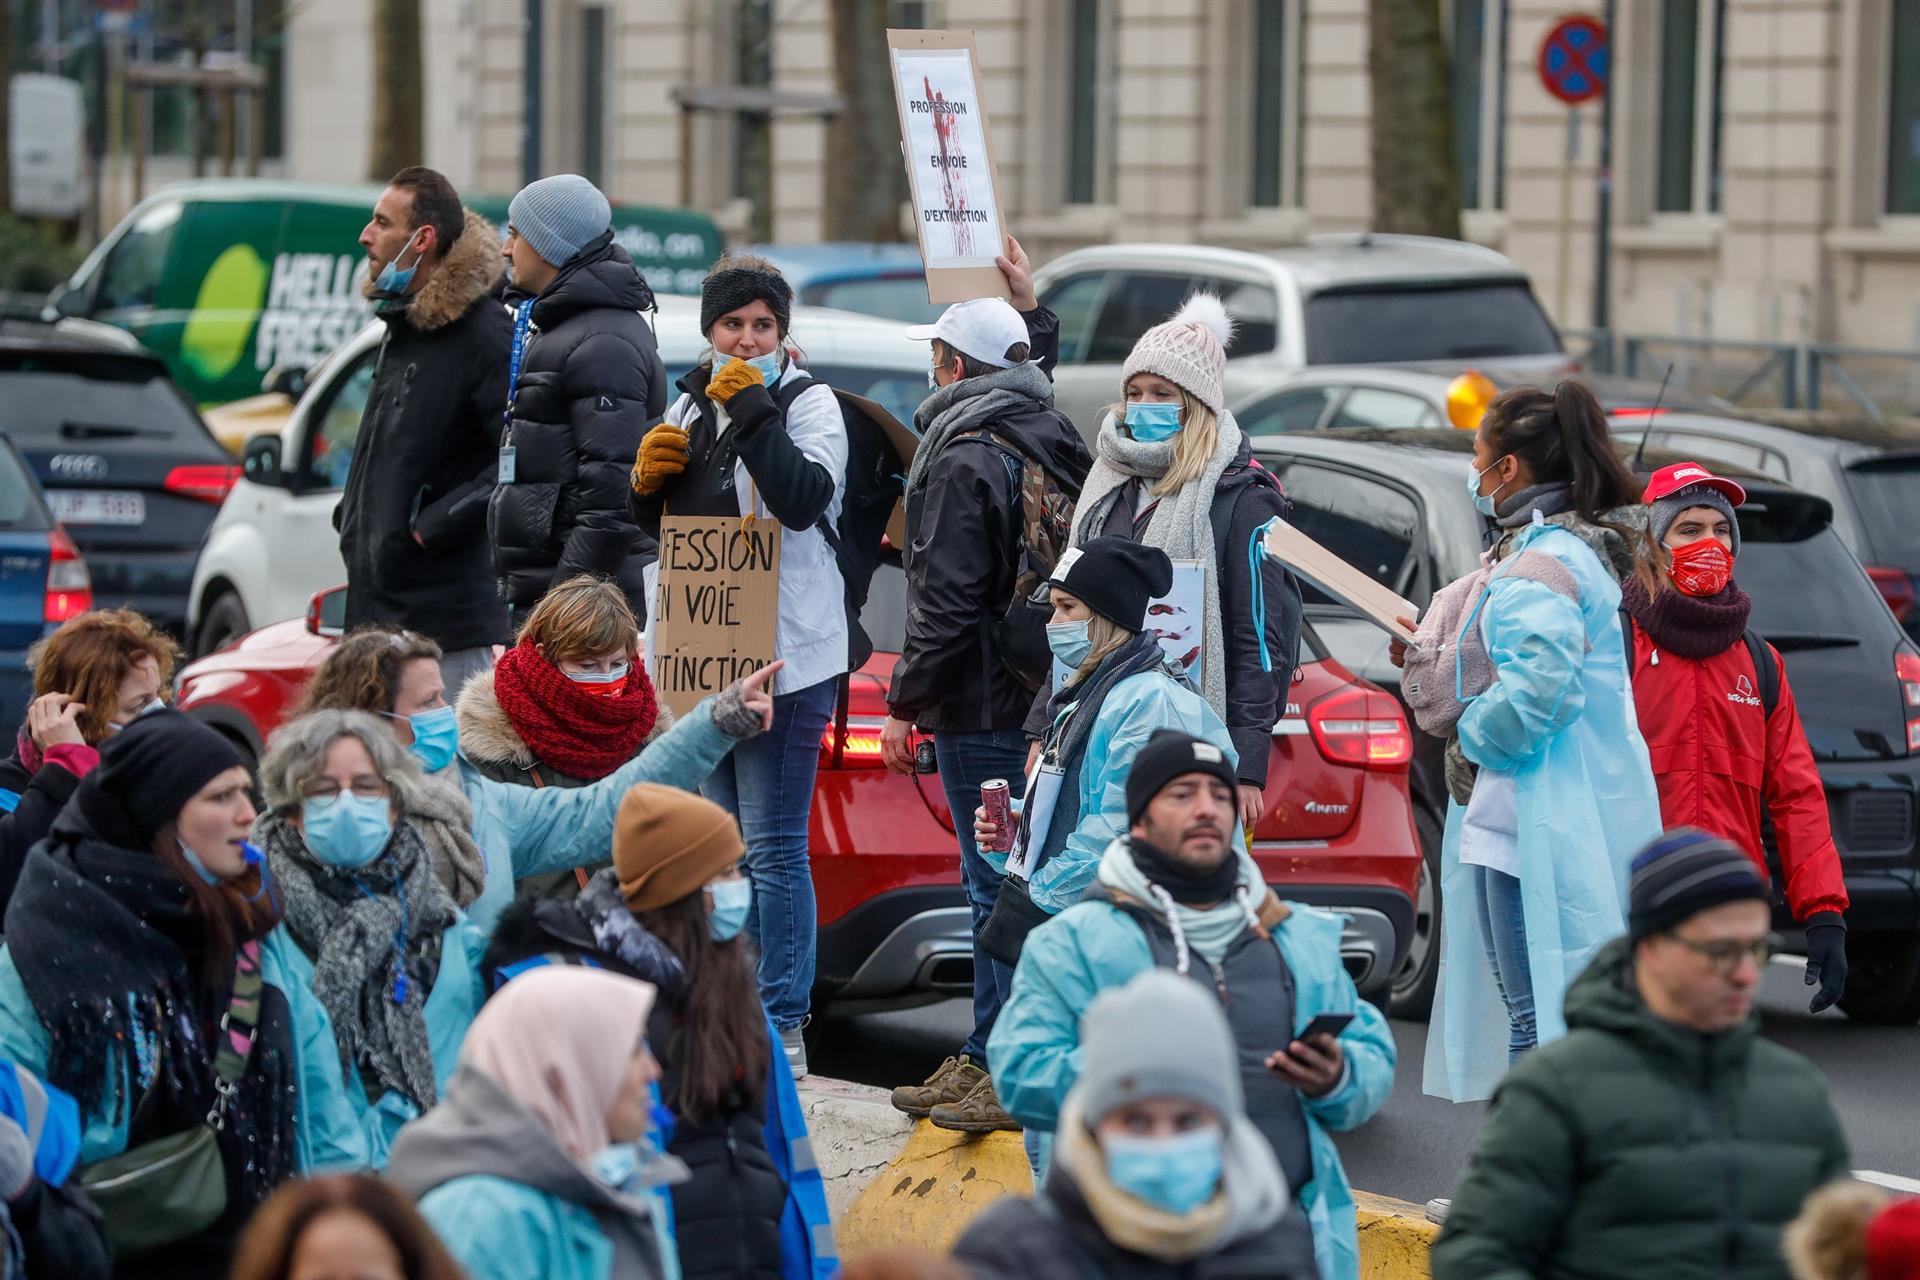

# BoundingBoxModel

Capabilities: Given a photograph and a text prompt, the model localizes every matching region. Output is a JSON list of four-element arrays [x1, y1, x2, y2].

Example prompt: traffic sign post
[[1538, 14, 1612, 326]]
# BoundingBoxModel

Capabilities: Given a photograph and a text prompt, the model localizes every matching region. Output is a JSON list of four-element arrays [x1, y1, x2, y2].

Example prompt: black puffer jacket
[[489, 233, 666, 616], [336, 209, 512, 654], [0, 740, 88, 914]]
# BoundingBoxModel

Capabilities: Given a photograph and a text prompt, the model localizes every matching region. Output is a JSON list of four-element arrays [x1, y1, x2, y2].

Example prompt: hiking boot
[[928, 1074, 1021, 1133], [1425, 1199, 1451, 1226], [890, 1055, 986, 1118], [779, 1021, 809, 1081]]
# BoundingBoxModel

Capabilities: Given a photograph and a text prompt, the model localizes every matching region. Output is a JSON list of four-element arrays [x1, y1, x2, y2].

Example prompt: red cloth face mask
[[577, 674, 629, 698], [1668, 537, 1733, 597]]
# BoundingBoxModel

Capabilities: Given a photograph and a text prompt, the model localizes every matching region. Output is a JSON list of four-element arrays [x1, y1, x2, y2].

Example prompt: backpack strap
[[1620, 603, 1636, 677], [1745, 629, 1780, 717], [207, 939, 264, 1125]]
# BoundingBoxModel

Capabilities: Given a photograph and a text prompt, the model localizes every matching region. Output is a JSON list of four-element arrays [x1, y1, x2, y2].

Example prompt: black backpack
[[1620, 603, 1778, 716], [773, 374, 914, 671]]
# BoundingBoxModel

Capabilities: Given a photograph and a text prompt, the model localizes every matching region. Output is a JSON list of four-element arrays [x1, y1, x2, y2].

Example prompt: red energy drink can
[[981, 779, 1015, 854]]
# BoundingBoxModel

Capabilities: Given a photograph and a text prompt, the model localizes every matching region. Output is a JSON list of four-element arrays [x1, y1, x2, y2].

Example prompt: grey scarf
[[410, 772, 489, 909], [259, 814, 458, 1110], [1072, 411, 1243, 716], [907, 361, 1057, 499]]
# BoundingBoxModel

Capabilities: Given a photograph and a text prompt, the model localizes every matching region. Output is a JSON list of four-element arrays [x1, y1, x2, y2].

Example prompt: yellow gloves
[[706, 357, 766, 407], [632, 423, 690, 496]]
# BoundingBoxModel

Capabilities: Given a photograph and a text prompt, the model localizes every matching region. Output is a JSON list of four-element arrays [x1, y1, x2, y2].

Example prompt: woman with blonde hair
[[1786, 1181, 1920, 1280], [1049, 296, 1302, 825]]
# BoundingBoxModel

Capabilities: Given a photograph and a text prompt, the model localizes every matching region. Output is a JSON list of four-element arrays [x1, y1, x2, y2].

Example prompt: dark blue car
[[0, 432, 92, 734]]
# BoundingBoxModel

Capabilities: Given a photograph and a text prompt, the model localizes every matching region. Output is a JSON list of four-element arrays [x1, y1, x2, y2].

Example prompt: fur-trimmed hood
[[362, 208, 505, 333], [456, 666, 674, 772]]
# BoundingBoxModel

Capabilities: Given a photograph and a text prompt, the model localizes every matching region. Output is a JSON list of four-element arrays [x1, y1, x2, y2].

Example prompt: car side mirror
[[306, 585, 348, 638], [262, 364, 308, 399], [240, 433, 284, 487]]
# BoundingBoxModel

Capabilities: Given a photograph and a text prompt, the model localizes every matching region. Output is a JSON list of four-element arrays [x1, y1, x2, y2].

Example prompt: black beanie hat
[[700, 255, 794, 338], [68, 710, 247, 850], [1125, 730, 1240, 825], [1628, 827, 1770, 941], [1048, 536, 1175, 632]]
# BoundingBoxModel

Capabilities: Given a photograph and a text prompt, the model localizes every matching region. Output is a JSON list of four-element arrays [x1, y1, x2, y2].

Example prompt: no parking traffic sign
[[1538, 14, 1609, 106]]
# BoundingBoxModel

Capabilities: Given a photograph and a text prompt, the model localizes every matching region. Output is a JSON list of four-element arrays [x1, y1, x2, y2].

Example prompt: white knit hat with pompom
[[1120, 293, 1236, 416]]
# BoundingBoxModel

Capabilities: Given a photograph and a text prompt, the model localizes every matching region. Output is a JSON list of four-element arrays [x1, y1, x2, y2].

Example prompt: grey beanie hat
[[1077, 970, 1240, 1127], [507, 174, 612, 268], [1649, 483, 1741, 555]]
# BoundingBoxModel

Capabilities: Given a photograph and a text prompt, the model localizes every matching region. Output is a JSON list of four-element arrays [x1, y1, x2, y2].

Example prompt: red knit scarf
[[491, 642, 660, 780]]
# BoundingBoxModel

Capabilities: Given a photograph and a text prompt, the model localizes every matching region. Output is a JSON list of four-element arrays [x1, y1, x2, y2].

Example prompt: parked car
[[1031, 236, 1577, 436], [0, 325, 233, 637], [1610, 414, 1920, 643], [0, 431, 92, 729], [176, 564, 1425, 1011], [1250, 427, 1920, 1022], [730, 243, 940, 325], [44, 178, 724, 407], [187, 293, 933, 656]]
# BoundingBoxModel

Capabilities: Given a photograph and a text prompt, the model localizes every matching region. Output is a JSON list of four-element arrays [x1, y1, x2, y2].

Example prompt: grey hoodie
[[387, 1065, 679, 1280]]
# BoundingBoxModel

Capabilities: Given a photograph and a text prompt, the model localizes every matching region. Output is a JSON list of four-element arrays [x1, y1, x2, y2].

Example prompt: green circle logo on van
[[181, 244, 269, 382]]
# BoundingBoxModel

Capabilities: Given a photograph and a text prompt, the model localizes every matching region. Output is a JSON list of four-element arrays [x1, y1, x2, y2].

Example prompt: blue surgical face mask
[[592, 1142, 642, 1192], [1468, 457, 1509, 517], [707, 877, 753, 942], [717, 350, 784, 383], [1046, 619, 1093, 670], [1124, 400, 1184, 443], [107, 696, 167, 735], [1103, 1127, 1224, 1217], [301, 793, 394, 870], [177, 837, 227, 886], [384, 704, 458, 773], [374, 230, 426, 297], [567, 663, 630, 686]]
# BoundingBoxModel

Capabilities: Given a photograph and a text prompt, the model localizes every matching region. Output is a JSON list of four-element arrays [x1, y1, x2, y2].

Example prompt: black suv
[[1251, 428, 1920, 1024], [0, 329, 237, 635]]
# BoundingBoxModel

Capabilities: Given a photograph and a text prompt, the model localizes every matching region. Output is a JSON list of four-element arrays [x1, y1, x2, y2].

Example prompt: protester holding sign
[[1046, 295, 1302, 826], [630, 255, 849, 1078]]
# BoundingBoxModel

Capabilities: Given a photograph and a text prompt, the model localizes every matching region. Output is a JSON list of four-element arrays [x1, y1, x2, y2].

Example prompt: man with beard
[[337, 166, 512, 694], [989, 729, 1396, 1280]]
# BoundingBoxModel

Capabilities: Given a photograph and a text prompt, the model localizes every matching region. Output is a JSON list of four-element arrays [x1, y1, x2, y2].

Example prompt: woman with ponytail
[[1424, 381, 1662, 1102]]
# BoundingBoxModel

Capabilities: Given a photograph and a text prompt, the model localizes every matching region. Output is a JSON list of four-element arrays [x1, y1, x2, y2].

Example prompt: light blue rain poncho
[[1425, 517, 1661, 1102]]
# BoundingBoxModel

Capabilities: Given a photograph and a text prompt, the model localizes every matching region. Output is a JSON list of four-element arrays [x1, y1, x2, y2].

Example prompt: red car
[[177, 568, 1425, 1010]]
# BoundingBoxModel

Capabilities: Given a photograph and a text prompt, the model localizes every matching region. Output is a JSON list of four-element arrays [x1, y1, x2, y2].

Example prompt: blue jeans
[[1473, 866, 1536, 1062], [933, 728, 1030, 1059], [703, 676, 836, 1029]]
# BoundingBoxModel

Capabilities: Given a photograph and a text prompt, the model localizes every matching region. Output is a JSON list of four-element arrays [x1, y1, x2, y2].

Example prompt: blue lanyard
[[504, 299, 534, 430]]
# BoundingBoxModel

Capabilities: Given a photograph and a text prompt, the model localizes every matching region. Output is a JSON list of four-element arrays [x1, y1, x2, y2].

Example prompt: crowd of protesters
[[0, 156, 1895, 1280]]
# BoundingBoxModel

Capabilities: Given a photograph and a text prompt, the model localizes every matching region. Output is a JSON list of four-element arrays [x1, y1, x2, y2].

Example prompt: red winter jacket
[[1629, 619, 1849, 920]]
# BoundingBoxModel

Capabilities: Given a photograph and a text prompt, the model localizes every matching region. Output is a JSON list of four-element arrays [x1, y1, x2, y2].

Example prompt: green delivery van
[[45, 179, 722, 406]]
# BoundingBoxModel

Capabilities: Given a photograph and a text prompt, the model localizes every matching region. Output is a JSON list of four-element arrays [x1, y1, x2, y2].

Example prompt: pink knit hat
[[1120, 293, 1236, 416]]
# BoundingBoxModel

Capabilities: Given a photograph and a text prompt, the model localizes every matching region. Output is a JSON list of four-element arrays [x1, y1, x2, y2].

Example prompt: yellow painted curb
[[835, 1119, 1438, 1276], [836, 1123, 1032, 1255]]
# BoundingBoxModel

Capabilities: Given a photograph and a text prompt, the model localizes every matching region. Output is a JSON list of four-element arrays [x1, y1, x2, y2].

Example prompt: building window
[[1890, 3, 1920, 216], [1450, 0, 1506, 211], [733, 0, 775, 240], [1066, 0, 1112, 205], [1250, 0, 1303, 208], [1655, 0, 1726, 215], [581, 6, 608, 187]]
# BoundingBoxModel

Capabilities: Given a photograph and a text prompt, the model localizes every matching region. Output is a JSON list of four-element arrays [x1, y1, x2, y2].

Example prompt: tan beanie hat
[[613, 783, 745, 911], [1119, 293, 1235, 416]]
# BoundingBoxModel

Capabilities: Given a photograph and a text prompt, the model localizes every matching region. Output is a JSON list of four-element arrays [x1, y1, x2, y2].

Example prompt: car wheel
[[194, 591, 250, 658], [1387, 805, 1443, 1020], [1836, 931, 1920, 1025]]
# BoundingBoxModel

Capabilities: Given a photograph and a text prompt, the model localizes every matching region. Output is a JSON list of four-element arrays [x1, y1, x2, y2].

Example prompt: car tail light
[[1868, 566, 1917, 624], [1897, 645, 1920, 753], [1307, 686, 1412, 769], [820, 715, 889, 768], [45, 527, 91, 623], [1608, 406, 1670, 420], [164, 464, 242, 504]]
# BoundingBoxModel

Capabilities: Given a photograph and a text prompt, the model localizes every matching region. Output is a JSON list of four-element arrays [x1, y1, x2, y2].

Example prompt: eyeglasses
[[1664, 932, 1779, 973], [302, 776, 390, 804]]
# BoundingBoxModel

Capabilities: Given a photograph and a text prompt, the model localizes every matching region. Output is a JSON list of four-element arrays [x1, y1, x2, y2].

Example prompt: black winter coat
[[0, 744, 85, 916], [336, 209, 513, 654], [889, 312, 1091, 732], [490, 233, 666, 617]]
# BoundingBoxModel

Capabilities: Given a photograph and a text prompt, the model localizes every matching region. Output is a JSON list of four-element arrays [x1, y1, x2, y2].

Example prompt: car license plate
[[49, 489, 146, 526]]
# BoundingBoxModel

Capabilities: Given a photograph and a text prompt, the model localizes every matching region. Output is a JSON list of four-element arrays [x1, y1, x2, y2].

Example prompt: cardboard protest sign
[[1263, 519, 1420, 643], [649, 516, 782, 718], [1051, 560, 1208, 692], [887, 28, 1010, 303]]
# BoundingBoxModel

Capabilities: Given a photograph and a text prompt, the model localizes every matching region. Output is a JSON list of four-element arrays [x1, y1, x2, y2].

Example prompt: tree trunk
[[367, 0, 424, 183], [823, 0, 907, 242], [1367, 0, 1461, 239]]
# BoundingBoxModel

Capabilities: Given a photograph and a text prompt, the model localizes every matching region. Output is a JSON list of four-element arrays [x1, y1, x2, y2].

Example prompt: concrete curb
[[795, 1076, 915, 1220], [1355, 1191, 1439, 1278]]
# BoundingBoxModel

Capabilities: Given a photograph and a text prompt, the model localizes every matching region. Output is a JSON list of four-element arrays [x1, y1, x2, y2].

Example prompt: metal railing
[[1558, 328, 1920, 420]]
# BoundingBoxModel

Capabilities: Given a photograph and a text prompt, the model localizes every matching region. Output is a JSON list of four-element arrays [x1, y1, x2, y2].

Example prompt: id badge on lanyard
[[1007, 762, 1065, 880], [501, 299, 533, 484]]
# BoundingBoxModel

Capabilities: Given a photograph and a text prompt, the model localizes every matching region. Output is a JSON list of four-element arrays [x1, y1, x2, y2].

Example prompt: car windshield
[[1844, 456, 1920, 569], [804, 277, 942, 325], [0, 352, 206, 443], [1304, 282, 1561, 365]]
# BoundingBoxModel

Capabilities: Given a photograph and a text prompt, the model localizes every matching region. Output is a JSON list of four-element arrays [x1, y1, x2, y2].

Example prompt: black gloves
[[1802, 911, 1847, 1014]]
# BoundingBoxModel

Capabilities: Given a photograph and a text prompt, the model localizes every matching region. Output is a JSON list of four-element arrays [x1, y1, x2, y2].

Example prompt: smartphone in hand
[[1298, 1012, 1355, 1041]]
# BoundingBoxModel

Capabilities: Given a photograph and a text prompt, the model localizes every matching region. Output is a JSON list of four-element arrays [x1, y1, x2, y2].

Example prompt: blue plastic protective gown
[[1423, 520, 1661, 1102]]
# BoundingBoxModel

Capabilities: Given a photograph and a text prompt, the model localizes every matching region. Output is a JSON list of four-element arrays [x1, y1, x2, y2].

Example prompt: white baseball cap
[[905, 297, 1029, 369]]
